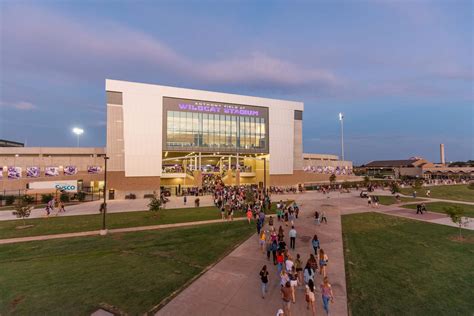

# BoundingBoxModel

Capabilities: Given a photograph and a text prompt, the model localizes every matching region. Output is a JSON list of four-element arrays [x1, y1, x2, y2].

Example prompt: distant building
[[0, 139, 24, 147], [361, 158, 473, 180]]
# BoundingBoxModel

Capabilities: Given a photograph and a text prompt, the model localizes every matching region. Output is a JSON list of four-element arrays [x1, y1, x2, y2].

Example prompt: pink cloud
[[1, 6, 340, 91], [0, 101, 37, 110]]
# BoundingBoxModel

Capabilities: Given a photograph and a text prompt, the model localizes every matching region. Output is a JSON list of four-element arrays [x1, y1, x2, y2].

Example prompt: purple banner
[[45, 167, 59, 177], [87, 166, 102, 174], [64, 165, 78, 176], [8, 166, 22, 179], [27, 166, 40, 178]]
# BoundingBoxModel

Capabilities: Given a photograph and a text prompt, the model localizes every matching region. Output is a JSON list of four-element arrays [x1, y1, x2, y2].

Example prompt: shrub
[[444, 205, 469, 241], [77, 191, 86, 202], [41, 194, 54, 204], [60, 193, 70, 203], [12, 200, 33, 226], [21, 195, 35, 204], [5, 195, 16, 206], [148, 196, 162, 214], [468, 182, 474, 190]]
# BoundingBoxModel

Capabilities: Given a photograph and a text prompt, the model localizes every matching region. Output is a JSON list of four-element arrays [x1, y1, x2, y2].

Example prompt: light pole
[[100, 156, 109, 236], [339, 113, 344, 161], [72, 127, 84, 147]]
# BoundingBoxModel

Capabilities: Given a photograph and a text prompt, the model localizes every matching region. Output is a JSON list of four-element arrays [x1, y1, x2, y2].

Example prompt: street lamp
[[72, 127, 84, 147], [261, 157, 267, 193], [339, 113, 344, 161], [100, 156, 110, 236]]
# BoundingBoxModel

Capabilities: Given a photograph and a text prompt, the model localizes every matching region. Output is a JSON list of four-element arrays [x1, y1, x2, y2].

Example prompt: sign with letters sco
[[29, 180, 78, 192]]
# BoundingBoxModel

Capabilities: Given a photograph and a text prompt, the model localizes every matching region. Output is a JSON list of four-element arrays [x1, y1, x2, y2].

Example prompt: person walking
[[259, 265, 269, 299], [277, 251, 284, 275], [303, 262, 315, 285], [247, 208, 253, 224], [289, 226, 297, 250], [183, 195, 187, 205], [285, 254, 294, 273], [314, 210, 320, 225], [305, 279, 316, 316], [271, 240, 278, 265], [280, 281, 293, 316], [320, 276, 334, 315], [319, 248, 329, 277], [278, 226, 285, 242], [311, 235, 320, 255], [289, 266, 298, 303], [59, 200, 66, 213], [259, 230, 266, 253], [295, 254, 303, 285], [308, 254, 318, 273], [320, 211, 328, 224]]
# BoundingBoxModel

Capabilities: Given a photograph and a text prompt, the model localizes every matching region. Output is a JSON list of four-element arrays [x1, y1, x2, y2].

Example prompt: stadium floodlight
[[72, 127, 84, 147]]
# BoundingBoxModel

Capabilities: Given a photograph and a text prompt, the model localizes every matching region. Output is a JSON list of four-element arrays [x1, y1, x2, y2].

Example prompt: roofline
[[105, 79, 304, 106]]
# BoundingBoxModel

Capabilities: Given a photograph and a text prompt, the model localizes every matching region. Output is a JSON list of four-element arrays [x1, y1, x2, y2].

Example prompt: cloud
[[0, 5, 340, 93], [0, 101, 37, 110]]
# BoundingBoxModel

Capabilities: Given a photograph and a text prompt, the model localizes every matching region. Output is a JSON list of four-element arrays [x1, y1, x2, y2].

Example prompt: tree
[[12, 199, 33, 227], [329, 174, 337, 185], [390, 182, 401, 193], [363, 176, 370, 187], [148, 196, 162, 215], [444, 205, 470, 241], [414, 179, 423, 190]]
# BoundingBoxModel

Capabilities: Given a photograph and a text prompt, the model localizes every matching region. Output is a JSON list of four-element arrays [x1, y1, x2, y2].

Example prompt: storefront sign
[[29, 180, 78, 192]]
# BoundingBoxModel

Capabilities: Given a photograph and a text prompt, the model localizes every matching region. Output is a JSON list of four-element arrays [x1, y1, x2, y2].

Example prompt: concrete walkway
[[0, 195, 215, 221], [157, 195, 354, 316], [0, 217, 248, 245]]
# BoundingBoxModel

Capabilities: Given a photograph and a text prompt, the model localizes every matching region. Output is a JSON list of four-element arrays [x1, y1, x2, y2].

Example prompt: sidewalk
[[0, 195, 215, 221], [157, 196, 350, 316], [0, 217, 247, 245]]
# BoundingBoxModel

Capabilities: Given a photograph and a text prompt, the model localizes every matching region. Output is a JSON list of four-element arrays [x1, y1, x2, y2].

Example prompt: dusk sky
[[0, 0, 472, 165]]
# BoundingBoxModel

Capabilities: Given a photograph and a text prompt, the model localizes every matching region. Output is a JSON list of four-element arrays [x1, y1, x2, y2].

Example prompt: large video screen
[[163, 97, 269, 153]]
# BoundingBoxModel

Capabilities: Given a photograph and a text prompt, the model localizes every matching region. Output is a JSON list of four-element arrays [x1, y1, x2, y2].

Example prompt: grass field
[[342, 212, 474, 315], [375, 195, 425, 206], [400, 184, 474, 202], [402, 202, 474, 218], [0, 221, 255, 315], [0, 201, 288, 240]]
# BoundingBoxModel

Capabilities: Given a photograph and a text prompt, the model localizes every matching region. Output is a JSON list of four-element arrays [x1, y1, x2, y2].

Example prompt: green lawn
[[0, 201, 287, 240], [0, 221, 255, 315], [342, 212, 474, 316], [375, 195, 425, 206], [402, 202, 474, 218], [400, 184, 474, 202]]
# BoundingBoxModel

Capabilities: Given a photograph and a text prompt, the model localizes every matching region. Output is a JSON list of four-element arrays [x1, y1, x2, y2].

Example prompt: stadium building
[[0, 80, 354, 199]]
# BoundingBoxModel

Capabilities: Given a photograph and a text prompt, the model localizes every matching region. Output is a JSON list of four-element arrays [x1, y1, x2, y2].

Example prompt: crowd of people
[[254, 201, 335, 316]]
